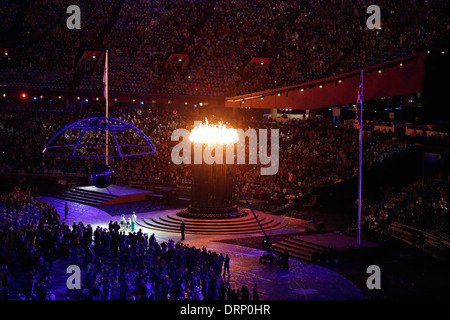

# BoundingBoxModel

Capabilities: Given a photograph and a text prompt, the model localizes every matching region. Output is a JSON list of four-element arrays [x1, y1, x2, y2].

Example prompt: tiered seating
[[363, 174, 449, 240], [0, 0, 447, 95], [0, 1, 20, 43], [0, 106, 417, 201]]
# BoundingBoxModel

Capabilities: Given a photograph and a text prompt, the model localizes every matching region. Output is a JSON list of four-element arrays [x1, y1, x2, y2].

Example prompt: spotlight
[[33, 97, 37, 100], [114, 98, 117, 101], [378, 70, 382, 73], [319, 85, 323, 88], [58, 96, 62, 99], [21, 93, 27, 98], [300, 89, 304, 92], [40, 95, 43, 99], [96, 97, 99, 101], [2, 94, 6, 97], [85, 98, 88, 102], [338, 80, 342, 83], [141, 102, 144, 105], [77, 97, 80, 100], [132, 99, 136, 102], [277, 93, 281, 96], [399, 63, 403, 67]]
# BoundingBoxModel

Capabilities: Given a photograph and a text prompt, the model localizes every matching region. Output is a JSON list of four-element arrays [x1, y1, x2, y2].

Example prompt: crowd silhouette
[[0, 186, 256, 300], [0, 0, 448, 96]]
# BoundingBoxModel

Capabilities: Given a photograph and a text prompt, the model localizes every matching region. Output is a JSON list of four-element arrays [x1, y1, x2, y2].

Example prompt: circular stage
[[177, 205, 248, 219], [137, 210, 288, 235]]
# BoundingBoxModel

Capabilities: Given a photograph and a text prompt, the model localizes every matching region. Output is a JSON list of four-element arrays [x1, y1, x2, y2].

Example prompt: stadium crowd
[[0, 0, 448, 96], [0, 103, 415, 200], [0, 186, 255, 300], [362, 173, 449, 240]]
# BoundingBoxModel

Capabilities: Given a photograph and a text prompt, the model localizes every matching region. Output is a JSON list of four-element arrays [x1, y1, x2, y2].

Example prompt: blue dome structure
[[41, 117, 156, 158]]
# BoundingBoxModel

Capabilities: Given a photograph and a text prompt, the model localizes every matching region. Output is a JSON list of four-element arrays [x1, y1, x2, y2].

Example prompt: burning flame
[[189, 119, 238, 145]]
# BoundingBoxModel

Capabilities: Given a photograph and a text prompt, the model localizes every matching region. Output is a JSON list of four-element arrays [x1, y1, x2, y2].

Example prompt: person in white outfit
[[131, 211, 137, 232]]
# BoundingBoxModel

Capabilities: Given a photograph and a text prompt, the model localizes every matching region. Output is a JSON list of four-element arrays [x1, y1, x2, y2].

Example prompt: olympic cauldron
[[177, 121, 247, 219]]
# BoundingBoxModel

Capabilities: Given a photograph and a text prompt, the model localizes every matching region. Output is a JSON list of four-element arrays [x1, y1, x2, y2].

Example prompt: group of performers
[[119, 211, 137, 232]]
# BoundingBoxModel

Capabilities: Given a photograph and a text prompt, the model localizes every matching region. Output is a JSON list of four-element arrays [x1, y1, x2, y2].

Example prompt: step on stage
[[137, 209, 289, 235], [53, 184, 153, 206]]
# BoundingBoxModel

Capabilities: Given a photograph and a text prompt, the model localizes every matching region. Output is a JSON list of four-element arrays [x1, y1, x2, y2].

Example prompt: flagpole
[[105, 50, 109, 165], [357, 69, 363, 247]]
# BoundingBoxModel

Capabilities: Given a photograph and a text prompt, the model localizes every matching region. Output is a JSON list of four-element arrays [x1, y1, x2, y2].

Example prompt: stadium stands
[[0, 0, 448, 96], [0, 105, 416, 200]]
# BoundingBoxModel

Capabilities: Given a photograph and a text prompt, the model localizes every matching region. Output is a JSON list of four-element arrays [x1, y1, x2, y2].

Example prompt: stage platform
[[77, 184, 150, 196], [34, 184, 371, 300], [295, 233, 377, 250], [80, 185, 153, 205], [52, 184, 153, 206], [137, 209, 290, 235]]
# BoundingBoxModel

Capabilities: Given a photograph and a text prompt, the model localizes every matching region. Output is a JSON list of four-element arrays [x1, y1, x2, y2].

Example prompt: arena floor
[[24, 184, 368, 300]]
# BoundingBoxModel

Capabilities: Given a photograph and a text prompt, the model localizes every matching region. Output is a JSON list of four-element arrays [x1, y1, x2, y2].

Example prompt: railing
[[388, 221, 450, 259]]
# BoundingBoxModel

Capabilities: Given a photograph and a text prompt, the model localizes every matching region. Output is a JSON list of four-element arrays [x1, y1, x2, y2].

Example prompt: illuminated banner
[[171, 54, 189, 62], [252, 57, 271, 66], [225, 53, 425, 110], [82, 51, 102, 59]]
